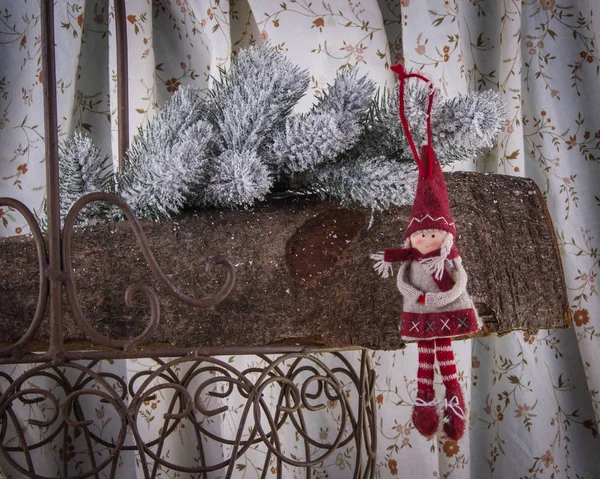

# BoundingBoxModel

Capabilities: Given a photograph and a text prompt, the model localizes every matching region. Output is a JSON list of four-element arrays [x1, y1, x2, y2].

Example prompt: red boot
[[435, 338, 467, 441], [442, 385, 467, 440], [413, 388, 440, 437], [412, 340, 439, 437]]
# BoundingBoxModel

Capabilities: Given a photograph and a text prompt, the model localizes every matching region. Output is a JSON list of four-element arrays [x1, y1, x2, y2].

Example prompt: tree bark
[[0, 172, 570, 351]]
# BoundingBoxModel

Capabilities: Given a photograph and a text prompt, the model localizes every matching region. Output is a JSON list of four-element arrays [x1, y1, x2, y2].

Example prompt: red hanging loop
[[391, 63, 435, 178]]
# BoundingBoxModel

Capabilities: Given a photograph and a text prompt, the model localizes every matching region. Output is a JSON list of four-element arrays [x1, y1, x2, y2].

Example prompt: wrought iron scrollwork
[[0, 190, 236, 355], [62, 192, 236, 351], [0, 198, 48, 359], [0, 351, 376, 478]]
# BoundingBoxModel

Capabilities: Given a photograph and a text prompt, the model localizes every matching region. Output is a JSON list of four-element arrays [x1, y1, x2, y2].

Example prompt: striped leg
[[412, 340, 439, 437], [435, 337, 466, 441]]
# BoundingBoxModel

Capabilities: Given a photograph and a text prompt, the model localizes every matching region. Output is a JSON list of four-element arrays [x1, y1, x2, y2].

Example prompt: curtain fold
[[0, 0, 598, 477]]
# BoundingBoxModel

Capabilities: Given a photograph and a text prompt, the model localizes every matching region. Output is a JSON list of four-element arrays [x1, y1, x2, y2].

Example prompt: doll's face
[[409, 229, 446, 254]]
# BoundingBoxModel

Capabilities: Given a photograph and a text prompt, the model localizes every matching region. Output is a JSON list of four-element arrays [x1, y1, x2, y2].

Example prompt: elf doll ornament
[[371, 64, 482, 441]]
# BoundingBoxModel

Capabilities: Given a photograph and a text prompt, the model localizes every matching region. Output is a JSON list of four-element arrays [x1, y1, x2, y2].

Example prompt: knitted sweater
[[397, 257, 482, 340]]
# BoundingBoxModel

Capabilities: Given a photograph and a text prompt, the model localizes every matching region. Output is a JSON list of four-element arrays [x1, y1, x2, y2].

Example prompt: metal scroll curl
[[0, 353, 376, 477], [247, 354, 352, 468], [0, 362, 129, 478], [0, 198, 48, 358], [127, 356, 260, 473], [62, 192, 236, 351], [122, 353, 370, 476]]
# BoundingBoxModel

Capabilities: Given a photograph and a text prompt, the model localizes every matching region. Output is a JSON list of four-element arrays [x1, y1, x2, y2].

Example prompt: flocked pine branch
[[199, 149, 273, 208], [58, 130, 113, 225], [192, 44, 311, 208], [190, 142, 273, 209], [205, 45, 310, 153], [272, 113, 351, 174], [392, 80, 505, 164], [352, 86, 410, 162], [117, 86, 215, 220], [357, 80, 505, 165], [294, 156, 418, 210], [270, 69, 376, 175], [349, 80, 437, 164], [56, 48, 505, 222], [431, 89, 506, 162]]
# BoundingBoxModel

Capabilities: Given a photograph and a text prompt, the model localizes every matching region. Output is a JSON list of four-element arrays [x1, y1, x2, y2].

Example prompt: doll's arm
[[370, 248, 409, 279], [370, 252, 393, 278], [425, 257, 468, 308], [396, 262, 423, 302], [383, 248, 406, 263]]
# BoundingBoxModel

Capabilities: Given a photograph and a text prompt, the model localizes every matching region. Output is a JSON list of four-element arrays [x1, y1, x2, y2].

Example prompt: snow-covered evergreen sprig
[[295, 157, 418, 210], [431, 89, 506, 162], [352, 87, 409, 162], [357, 81, 505, 165], [199, 149, 272, 208], [58, 131, 113, 225], [56, 48, 505, 225], [206, 45, 310, 154], [391, 80, 505, 164], [270, 69, 376, 175], [194, 44, 311, 208], [117, 86, 215, 220]]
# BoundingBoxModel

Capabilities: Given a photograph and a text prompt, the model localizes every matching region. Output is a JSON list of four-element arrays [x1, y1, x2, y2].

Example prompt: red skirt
[[399, 308, 479, 340]]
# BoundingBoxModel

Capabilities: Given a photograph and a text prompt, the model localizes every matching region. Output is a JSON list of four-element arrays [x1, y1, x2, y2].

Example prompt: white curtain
[[0, 0, 599, 477]]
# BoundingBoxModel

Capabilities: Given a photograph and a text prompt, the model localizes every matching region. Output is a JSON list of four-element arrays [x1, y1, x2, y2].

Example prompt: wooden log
[[0, 172, 570, 352]]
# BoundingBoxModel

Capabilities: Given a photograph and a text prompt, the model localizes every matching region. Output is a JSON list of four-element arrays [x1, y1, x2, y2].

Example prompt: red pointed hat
[[390, 63, 456, 239]]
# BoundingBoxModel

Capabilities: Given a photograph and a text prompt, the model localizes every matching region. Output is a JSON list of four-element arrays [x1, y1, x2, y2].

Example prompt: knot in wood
[[285, 208, 367, 283]]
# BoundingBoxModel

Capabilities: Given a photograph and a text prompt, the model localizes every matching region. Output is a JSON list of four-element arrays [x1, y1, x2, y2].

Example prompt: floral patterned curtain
[[0, 0, 598, 477]]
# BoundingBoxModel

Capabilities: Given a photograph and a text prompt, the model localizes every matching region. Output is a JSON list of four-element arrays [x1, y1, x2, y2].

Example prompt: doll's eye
[[431, 234, 436, 238], [421, 234, 425, 238]]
